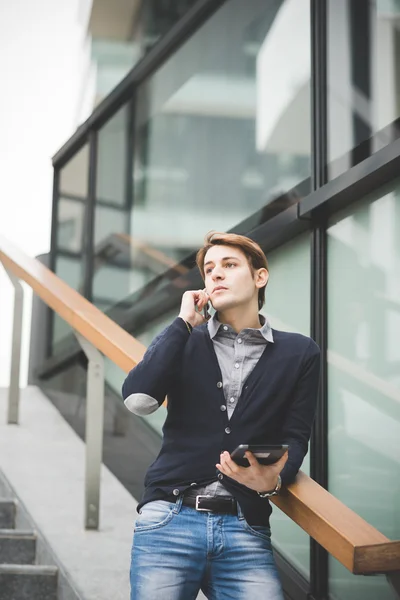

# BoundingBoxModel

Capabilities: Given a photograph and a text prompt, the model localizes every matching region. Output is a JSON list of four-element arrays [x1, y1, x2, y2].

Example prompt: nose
[[212, 265, 225, 280]]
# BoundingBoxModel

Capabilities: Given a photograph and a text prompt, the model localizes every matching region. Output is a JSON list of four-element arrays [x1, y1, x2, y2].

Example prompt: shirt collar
[[207, 313, 274, 343]]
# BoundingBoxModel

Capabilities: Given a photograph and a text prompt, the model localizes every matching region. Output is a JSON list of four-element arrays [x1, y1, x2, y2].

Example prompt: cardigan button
[[220, 405, 227, 412], [218, 473, 224, 480], [225, 427, 231, 434], [217, 381, 223, 388], [172, 489, 180, 496]]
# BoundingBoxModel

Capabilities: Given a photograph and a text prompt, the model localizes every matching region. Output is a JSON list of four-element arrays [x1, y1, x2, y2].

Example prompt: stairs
[[0, 499, 58, 600]]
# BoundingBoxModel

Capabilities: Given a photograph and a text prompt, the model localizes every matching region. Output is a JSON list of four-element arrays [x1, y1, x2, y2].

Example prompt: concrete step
[[0, 564, 58, 600], [0, 500, 16, 529], [0, 530, 36, 564]]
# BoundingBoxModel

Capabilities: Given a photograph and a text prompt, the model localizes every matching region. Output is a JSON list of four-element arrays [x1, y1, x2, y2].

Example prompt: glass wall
[[265, 234, 312, 579], [53, 144, 89, 352], [135, 0, 199, 53], [89, 0, 312, 351], [89, 0, 313, 465], [327, 179, 400, 599], [89, 1, 199, 104], [93, 105, 131, 313], [328, 0, 400, 179], [131, 0, 311, 279]]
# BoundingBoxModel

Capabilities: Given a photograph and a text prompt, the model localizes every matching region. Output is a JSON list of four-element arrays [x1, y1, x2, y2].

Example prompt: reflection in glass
[[87, 1, 199, 104], [136, 0, 199, 53], [327, 180, 400, 599], [57, 199, 86, 253], [131, 0, 311, 295], [93, 106, 131, 312], [91, 0, 311, 349], [264, 234, 311, 579], [88, 0, 313, 478], [52, 256, 85, 349], [101, 0, 313, 349], [328, 0, 400, 179], [52, 144, 89, 354], [57, 144, 89, 254]]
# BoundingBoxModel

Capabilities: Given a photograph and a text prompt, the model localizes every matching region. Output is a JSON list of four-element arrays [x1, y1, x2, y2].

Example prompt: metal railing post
[[74, 332, 105, 530], [2, 266, 24, 424]]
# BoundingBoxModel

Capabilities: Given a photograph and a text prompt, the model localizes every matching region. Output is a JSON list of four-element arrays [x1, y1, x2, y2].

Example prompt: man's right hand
[[179, 289, 210, 328]]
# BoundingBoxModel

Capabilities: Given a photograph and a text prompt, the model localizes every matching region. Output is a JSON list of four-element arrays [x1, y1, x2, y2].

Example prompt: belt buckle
[[195, 495, 213, 512]]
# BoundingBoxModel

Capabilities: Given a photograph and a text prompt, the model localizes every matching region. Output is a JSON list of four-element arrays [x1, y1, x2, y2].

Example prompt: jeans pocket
[[242, 520, 272, 542], [134, 500, 175, 532]]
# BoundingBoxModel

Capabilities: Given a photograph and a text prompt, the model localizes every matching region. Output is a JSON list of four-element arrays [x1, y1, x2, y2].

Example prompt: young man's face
[[203, 244, 268, 312]]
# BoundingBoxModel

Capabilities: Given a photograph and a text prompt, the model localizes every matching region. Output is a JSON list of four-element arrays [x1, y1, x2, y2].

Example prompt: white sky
[[0, 0, 93, 386]]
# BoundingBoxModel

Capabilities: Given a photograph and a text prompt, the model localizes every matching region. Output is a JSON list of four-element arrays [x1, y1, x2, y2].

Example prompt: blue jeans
[[130, 497, 284, 600]]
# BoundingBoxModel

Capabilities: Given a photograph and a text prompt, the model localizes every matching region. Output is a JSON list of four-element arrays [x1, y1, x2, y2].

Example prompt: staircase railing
[[0, 234, 399, 596]]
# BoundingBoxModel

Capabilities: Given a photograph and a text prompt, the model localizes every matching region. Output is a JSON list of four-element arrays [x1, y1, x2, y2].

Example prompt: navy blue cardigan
[[122, 317, 320, 526]]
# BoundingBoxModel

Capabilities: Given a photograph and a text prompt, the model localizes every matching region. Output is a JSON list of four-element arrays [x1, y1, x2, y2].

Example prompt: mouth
[[212, 286, 228, 294]]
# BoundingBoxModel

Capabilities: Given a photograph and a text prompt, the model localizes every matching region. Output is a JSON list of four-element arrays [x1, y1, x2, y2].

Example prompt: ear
[[255, 268, 269, 289]]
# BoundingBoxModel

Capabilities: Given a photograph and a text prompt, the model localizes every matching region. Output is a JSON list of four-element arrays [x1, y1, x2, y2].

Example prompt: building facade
[[36, 1, 400, 599]]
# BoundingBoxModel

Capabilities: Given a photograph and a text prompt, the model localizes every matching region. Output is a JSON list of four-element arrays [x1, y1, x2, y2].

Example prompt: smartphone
[[203, 302, 211, 320], [230, 444, 289, 467], [195, 297, 211, 320]]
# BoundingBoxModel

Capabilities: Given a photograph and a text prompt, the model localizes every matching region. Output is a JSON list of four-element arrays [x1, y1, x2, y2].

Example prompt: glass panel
[[137, 0, 199, 53], [88, 0, 311, 366], [52, 256, 85, 348], [90, 0, 312, 467], [264, 233, 311, 579], [57, 198, 86, 253], [129, 0, 311, 300], [93, 106, 130, 312], [57, 144, 89, 254], [327, 179, 400, 599], [328, 0, 400, 179], [52, 144, 89, 354], [88, 2, 199, 103], [91, 40, 141, 104]]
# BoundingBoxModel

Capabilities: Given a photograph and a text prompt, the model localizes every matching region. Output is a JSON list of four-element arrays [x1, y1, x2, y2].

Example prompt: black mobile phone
[[203, 302, 211, 320], [230, 444, 289, 467]]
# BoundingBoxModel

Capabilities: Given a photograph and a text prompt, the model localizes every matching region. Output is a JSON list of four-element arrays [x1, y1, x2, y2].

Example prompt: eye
[[226, 262, 236, 268], [205, 267, 213, 275]]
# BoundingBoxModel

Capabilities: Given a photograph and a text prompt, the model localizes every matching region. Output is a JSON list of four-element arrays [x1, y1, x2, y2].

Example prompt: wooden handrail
[[272, 472, 399, 574], [0, 235, 145, 374], [0, 233, 399, 576]]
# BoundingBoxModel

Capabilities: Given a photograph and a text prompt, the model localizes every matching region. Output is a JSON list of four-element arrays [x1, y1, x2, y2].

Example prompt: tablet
[[230, 444, 289, 467]]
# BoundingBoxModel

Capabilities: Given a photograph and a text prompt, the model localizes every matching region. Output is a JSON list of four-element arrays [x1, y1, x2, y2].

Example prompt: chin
[[212, 298, 237, 312]]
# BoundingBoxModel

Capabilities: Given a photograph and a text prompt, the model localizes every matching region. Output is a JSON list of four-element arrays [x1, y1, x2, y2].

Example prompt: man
[[122, 232, 320, 600]]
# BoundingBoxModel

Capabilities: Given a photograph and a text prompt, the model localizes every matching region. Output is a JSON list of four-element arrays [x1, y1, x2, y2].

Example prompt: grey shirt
[[186, 313, 274, 498]]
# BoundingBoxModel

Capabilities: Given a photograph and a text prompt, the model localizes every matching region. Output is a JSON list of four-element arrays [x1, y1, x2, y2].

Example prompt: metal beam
[[299, 136, 400, 219], [309, 0, 329, 597]]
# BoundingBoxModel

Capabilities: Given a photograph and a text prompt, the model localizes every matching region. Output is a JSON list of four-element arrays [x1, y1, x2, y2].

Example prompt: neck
[[217, 304, 261, 333]]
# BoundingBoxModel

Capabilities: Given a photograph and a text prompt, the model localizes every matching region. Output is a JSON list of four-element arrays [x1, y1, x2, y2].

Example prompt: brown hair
[[196, 231, 269, 310]]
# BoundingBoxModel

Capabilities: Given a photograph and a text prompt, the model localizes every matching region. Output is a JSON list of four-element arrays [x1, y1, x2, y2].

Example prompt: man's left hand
[[216, 450, 288, 493]]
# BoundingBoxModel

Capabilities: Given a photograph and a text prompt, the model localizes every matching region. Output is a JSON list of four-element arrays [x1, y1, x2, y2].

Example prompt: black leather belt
[[181, 494, 238, 515]]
